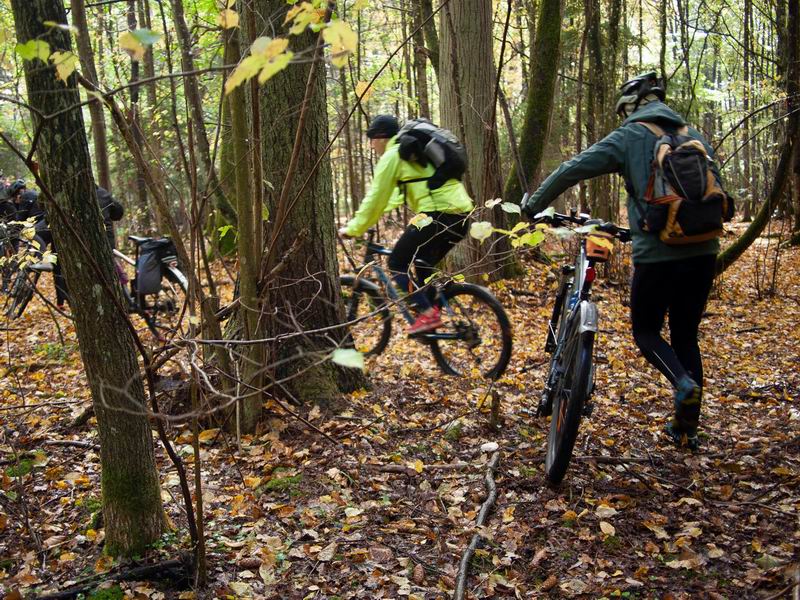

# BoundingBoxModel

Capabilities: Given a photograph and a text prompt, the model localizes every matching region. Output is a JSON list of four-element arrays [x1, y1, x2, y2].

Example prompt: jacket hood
[[623, 100, 686, 128]]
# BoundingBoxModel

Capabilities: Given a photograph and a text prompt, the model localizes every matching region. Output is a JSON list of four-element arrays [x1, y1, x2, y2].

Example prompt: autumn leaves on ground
[[0, 226, 797, 599]]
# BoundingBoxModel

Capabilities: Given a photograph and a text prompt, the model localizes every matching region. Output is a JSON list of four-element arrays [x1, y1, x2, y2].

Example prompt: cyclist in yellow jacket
[[339, 115, 473, 334]]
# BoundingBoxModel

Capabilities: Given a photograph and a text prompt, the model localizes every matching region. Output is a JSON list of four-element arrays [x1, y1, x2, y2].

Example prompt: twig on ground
[[41, 440, 99, 450], [453, 451, 501, 600], [575, 455, 652, 464], [367, 462, 472, 477]]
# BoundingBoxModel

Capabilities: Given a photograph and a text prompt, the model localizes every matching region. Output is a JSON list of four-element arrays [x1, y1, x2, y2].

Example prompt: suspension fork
[[546, 265, 575, 353]]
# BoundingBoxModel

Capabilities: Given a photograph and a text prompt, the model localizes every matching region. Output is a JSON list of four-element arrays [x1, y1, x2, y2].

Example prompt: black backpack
[[637, 122, 734, 245], [396, 119, 468, 190]]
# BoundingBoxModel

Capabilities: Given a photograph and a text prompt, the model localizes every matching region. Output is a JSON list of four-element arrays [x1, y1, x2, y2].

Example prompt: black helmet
[[366, 114, 400, 139], [7, 179, 26, 197], [615, 72, 665, 117]]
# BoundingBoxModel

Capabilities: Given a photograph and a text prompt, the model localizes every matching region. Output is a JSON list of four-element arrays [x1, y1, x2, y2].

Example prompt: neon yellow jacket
[[343, 137, 474, 237]]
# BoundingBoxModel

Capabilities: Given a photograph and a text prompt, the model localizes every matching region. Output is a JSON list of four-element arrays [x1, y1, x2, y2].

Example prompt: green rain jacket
[[525, 101, 721, 264], [344, 136, 474, 237]]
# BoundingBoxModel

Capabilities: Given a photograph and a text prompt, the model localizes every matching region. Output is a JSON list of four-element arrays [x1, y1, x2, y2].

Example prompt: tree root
[[453, 450, 501, 600]]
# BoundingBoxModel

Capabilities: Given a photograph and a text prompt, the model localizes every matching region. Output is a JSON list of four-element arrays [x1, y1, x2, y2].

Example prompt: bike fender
[[166, 265, 188, 291], [578, 300, 598, 333], [341, 274, 382, 295]]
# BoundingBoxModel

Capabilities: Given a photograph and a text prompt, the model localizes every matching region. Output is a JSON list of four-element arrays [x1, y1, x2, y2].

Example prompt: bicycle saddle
[[128, 235, 152, 245]]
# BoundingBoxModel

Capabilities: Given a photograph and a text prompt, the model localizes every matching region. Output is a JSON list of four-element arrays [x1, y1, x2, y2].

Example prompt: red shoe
[[408, 307, 442, 335]]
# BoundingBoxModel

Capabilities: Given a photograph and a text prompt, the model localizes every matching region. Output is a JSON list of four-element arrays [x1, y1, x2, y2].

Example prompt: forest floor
[[1, 223, 799, 599]]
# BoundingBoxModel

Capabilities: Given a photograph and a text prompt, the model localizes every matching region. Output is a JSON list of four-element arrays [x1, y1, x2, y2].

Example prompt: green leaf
[[16, 40, 50, 62], [512, 230, 545, 248], [43, 21, 77, 33], [452, 273, 465, 282], [500, 202, 521, 214], [469, 221, 493, 243], [511, 221, 528, 233], [331, 348, 365, 370], [130, 28, 161, 46]]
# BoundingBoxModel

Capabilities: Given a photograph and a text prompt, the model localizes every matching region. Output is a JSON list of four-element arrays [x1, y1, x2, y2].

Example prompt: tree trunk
[[440, 0, 517, 279], [127, 0, 150, 228], [10, 0, 163, 556], [170, 0, 237, 225], [256, 1, 364, 403], [419, 0, 440, 84], [223, 21, 263, 433], [412, 1, 431, 118], [70, 0, 111, 191], [503, 0, 562, 202]]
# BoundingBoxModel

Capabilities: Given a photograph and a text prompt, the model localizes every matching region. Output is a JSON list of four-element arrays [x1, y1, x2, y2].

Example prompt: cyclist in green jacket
[[340, 115, 474, 334], [523, 73, 722, 451]]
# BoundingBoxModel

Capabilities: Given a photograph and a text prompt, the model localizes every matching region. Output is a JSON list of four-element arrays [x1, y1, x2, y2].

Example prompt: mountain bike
[[339, 229, 513, 379], [529, 206, 630, 485], [2, 229, 187, 337]]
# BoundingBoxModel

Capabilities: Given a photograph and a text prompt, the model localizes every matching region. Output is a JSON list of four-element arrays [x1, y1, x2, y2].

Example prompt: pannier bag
[[637, 122, 734, 245], [396, 118, 468, 190], [134, 238, 176, 295]]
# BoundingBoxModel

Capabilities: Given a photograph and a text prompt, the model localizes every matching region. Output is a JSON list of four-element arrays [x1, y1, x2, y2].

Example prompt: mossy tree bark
[[256, 1, 365, 404], [223, 21, 263, 433], [10, 0, 163, 556], [503, 0, 563, 204], [440, 0, 518, 280]]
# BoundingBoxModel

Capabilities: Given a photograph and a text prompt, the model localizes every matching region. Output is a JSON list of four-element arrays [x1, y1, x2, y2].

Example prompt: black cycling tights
[[388, 212, 469, 310], [630, 254, 716, 389]]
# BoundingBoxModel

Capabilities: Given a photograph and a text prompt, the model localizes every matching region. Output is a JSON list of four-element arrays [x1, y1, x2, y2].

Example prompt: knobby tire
[[545, 327, 594, 485]]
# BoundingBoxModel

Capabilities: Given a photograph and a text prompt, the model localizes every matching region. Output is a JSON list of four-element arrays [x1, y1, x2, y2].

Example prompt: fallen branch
[[368, 462, 472, 477], [453, 451, 501, 600], [41, 440, 100, 451], [36, 557, 191, 600], [575, 455, 652, 464]]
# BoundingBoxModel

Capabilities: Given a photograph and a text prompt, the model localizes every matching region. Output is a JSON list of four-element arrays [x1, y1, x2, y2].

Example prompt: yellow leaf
[[588, 234, 615, 251], [599, 521, 616, 536], [119, 31, 144, 61], [353, 0, 369, 8], [502, 506, 516, 523], [322, 20, 357, 68], [218, 8, 239, 28], [252, 36, 289, 59], [225, 54, 266, 95], [94, 555, 113, 573], [244, 476, 262, 488], [197, 428, 219, 443], [562, 510, 578, 522], [771, 466, 792, 476], [284, 2, 321, 35], [256, 51, 293, 84], [413, 459, 423, 474], [354, 80, 373, 102], [59, 552, 77, 562]]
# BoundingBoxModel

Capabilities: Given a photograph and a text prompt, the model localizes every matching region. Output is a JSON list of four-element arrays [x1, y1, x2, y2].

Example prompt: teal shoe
[[674, 376, 702, 432]]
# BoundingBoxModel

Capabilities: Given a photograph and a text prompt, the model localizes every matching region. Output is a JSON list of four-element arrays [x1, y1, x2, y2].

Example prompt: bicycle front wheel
[[545, 326, 594, 485], [140, 267, 188, 337], [340, 275, 392, 356], [428, 283, 512, 380]]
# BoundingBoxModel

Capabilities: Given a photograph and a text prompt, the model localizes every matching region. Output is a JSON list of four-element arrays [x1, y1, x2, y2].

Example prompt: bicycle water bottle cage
[[585, 232, 614, 262]]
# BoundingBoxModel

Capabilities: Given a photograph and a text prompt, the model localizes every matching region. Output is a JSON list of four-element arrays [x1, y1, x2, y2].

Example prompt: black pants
[[630, 254, 716, 389], [388, 212, 469, 309], [33, 230, 69, 306]]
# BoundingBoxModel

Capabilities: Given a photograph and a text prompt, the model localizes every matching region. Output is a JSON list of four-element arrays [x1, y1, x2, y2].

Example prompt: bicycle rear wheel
[[545, 325, 594, 485], [427, 283, 512, 379], [5, 270, 40, 319], [139, 267, 188, 337], [340, 275, 392, 356]]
